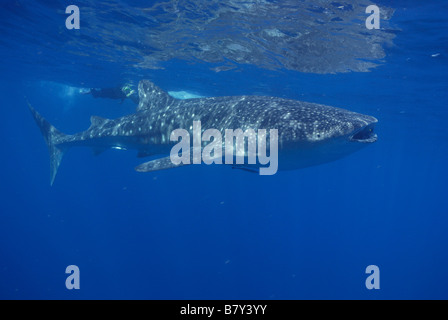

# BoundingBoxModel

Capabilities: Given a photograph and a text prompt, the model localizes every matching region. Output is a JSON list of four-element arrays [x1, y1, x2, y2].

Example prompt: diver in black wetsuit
[[81, 84, 139, 104]]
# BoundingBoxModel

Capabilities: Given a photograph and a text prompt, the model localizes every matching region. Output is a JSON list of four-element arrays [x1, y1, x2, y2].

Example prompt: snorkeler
[[80, 84, 139, 104]]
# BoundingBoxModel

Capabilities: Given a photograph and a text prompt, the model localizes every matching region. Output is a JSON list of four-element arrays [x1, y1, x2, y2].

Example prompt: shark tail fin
[[28, 102, 67, 186]]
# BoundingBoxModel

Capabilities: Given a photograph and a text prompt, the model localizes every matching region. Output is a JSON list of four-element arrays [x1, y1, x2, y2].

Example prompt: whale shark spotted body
[[29, 80, 377, 185]]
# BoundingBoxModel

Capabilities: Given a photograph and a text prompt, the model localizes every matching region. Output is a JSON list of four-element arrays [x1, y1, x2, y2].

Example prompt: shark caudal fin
[[28, 103, 67, 186]]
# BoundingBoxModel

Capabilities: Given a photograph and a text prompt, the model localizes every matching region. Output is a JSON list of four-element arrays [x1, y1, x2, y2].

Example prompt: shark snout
[[349, 121, 377, 143]]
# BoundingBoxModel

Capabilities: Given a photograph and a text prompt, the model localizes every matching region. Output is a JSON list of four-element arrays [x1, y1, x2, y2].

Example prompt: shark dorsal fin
[[137, 80, 175, 112], [89, 116, 109, 130]]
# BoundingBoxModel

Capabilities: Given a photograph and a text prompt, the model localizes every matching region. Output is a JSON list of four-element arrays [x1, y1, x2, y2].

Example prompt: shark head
[[348, 119, 378, 143], [278, 108, 378, 170]]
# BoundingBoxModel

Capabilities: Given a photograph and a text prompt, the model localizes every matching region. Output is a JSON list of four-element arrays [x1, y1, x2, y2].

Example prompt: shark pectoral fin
[[135, 156, 190, 172]]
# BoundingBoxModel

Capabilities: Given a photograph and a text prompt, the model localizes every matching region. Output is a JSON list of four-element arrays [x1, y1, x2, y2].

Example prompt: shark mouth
[[349, 123, 377, 143]]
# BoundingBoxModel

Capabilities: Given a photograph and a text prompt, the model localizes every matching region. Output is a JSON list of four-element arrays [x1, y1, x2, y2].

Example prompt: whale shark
[[29, 80, 377, 185]]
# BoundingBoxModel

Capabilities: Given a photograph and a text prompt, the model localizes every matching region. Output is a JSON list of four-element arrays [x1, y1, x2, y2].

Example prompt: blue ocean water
[[0, 0, 447, 299]]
